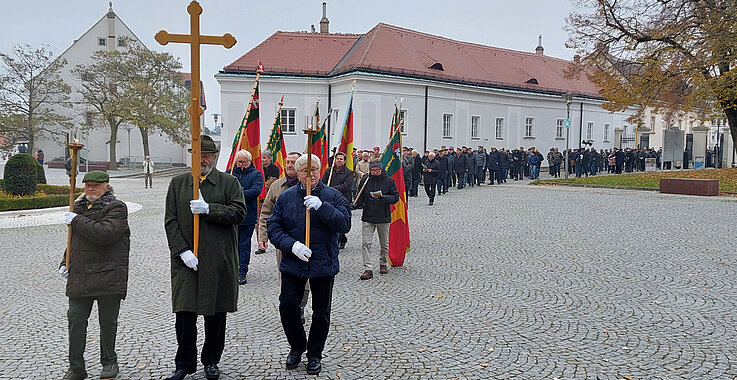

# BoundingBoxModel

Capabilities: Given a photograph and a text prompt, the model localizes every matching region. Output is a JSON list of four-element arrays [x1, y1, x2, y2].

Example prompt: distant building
[[216, 10, 641, 170], [37, 3, 201, 168]]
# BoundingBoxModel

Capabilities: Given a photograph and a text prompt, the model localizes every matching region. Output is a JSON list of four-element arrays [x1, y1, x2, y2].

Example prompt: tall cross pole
[[155, 1, 236, 258]]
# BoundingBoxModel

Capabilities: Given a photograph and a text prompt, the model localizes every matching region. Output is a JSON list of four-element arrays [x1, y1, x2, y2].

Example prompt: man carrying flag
[[354, 161, 399, 280]]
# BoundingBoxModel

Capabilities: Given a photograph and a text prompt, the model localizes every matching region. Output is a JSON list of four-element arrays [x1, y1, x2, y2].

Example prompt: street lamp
[[211, 113, 221, 135], [564, 93, 573, 179]]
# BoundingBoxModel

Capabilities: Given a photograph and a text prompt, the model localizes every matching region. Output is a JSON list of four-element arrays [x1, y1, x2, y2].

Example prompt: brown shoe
[[360, 270, 373, 280], [379, 265, 388, 274]]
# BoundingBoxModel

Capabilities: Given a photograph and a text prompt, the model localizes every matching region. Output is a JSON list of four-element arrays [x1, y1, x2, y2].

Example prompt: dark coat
[[445, 153, 455, 174], [412, 155, 423, 180], [354, 170, 399, 224], [423, 158, 441, 184], [512, 150, 525, 166], [230, 163, 264, 226], [487, 151, 501, 170], [437, 155, 448, 178], [267, 182, 351, 278], [453, 153, 468, 173], [62, 189, 130, 299], [322, 165, 355, 203], [165, 169, 247, 315]]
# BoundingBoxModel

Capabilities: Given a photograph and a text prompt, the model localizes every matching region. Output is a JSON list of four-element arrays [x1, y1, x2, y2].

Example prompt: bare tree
[[0, 44, 71, 154]]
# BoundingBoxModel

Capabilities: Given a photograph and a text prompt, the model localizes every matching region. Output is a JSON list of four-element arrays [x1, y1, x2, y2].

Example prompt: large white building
[[37, 4, 196, 168], [216, 19, 642, 171]]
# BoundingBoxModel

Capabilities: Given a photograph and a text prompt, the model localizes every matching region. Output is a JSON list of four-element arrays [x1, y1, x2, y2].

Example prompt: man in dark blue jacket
[[486, 148, 501, 184], [267, 154, 351, 376], [229, 150, 264, 285], [453, 147, 467, 189]]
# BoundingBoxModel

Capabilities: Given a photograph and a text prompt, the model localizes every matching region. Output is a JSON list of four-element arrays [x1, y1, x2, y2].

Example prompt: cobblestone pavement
[[1, 173, 736, 379]]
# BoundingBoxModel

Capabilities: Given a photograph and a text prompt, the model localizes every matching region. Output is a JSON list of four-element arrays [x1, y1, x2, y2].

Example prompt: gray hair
[[261, 149, 273, 159], [235, 150, 252, 161], [295, 154, 321, 172]]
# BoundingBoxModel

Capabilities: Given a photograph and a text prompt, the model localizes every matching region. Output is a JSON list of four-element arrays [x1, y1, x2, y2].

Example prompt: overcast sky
[[1, 0, 577, 129]]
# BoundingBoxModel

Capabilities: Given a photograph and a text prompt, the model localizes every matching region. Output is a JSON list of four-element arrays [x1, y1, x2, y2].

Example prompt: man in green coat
[[164, 135, 247, 380], [59, 171, 130, 380]]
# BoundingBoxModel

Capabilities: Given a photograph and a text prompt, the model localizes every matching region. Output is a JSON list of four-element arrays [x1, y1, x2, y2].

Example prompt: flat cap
[[82, 170, 109, 183]]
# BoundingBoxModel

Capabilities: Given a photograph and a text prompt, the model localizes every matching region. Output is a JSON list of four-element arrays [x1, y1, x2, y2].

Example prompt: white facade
[[217, 71, 637, 170], [36, 7, 191, 167]]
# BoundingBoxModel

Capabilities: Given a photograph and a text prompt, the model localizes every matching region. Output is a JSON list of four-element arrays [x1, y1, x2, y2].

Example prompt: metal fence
[[121, 156, 173, 169]]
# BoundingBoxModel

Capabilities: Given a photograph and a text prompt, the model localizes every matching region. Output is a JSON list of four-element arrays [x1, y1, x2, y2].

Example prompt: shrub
[[3, 153, 38, 196], [35, 160, 47, 184], [0, 192, 83, 212]]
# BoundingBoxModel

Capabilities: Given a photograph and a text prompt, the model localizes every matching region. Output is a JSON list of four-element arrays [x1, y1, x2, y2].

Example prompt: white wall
[[216, 71, 638, 169]]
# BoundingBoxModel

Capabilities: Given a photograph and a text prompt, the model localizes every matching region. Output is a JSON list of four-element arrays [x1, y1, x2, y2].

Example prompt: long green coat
[[165, 168, 246, 315]]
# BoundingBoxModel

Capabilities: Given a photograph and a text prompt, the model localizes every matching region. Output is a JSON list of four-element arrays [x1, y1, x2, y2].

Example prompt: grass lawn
[[533, 168, 737, 193]]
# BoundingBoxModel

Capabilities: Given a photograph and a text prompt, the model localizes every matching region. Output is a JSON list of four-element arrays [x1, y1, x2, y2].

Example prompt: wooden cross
[[155, 1, 236, 258], [303, 121, 319, 249]]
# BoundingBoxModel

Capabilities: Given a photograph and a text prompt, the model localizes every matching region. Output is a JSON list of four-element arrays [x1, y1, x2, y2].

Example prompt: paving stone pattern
[[0, 175, 736, 379]]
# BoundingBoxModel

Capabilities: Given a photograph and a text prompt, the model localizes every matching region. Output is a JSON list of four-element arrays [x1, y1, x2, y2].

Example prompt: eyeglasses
[[298, 168, 320, 174]]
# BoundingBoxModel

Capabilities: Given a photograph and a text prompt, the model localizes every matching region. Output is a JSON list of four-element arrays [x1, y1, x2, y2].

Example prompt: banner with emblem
[[380, 105, 410, 266]]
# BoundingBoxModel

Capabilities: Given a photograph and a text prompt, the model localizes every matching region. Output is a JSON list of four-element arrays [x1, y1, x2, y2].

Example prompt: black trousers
[[280, 273, 334, 359], [424, 183, 436, 203], [174, 311, 226, 372]]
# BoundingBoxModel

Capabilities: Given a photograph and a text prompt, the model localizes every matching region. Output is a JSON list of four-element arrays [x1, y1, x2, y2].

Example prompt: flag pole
[[303, 117, 318, 249], [65, 140, 84, 270], [229, 62, 263, 173]]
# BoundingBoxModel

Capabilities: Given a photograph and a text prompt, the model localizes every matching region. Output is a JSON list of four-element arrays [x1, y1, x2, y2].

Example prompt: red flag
[[380, 107, 410, 266], [338, 90, 354, 170], [309, 104, 329, 175], [231, 86, 266, 198], [267, 96, 287, 177]]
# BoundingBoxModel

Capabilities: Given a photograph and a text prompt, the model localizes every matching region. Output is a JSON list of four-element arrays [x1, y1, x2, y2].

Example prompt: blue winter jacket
[[229, 164, 264, 226], [267, 182, 351, 278]]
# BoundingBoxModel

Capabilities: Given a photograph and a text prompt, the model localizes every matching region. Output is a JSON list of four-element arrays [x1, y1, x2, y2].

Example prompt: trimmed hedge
[[0, 192, 83, 212], [3, 153, 38, 195], [0, 179, 84, 212]]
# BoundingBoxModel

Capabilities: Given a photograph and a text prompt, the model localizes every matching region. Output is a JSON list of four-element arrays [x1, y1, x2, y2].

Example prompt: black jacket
[[322, 165, 355, 203], [423, 158, 441, 184], [354, 170, 399, 224], [453, 153, 468, 173]]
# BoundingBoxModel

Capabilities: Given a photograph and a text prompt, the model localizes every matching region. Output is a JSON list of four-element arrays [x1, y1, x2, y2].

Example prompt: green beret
[[82, 170, 109, 183]]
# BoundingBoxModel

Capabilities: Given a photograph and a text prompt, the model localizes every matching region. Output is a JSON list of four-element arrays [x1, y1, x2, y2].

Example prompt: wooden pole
[[229, 63, 263, 173], [66, 142, 84, 270], [303, 119, 319, 249], [353, 175, 369, 206], [326, 166, 335, 186], [155, 0, 237, 258]]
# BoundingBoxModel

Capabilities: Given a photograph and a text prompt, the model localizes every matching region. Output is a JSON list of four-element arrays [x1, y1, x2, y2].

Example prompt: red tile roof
[[223, 23, 601, 98], [224, 31, 362, 75]]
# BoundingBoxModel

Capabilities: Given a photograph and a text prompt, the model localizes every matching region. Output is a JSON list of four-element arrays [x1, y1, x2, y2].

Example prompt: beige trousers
[[361, 221, 390, 271]]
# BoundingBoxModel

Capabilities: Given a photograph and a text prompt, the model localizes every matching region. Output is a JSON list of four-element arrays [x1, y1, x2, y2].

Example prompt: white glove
[[179, 249, 199, 271], [303, 195, 322, 211], [190, 190, 209, 215], [59, 266, 68, 278], [63, 212, 77, 225], [291, 241, 312, 262]]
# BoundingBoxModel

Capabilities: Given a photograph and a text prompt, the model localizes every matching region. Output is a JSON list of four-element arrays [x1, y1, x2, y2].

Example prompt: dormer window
[[428, 62, 444, 71], [525, 78, 539, 84]]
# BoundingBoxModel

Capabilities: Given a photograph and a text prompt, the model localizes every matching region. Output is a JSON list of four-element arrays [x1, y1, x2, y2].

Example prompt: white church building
[[216, 14, 640, 171], [37, 4, 196, 169]]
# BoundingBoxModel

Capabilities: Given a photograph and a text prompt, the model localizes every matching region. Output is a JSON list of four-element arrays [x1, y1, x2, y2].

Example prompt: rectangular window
[[586, 122, 594, 140], [98, 38, 106, 46], [650, 116, 655, 129], [442, 114, 453, 139], [399, 110, 407, 134], [85, 112, 94, 125], [117, 38, 126, 47], [524, 117, 534, 138], [470, 115, 480, 139], [556, 118, 564, 138], [603, 123, 610, 142], [495, 118, 504, 140], [280, 108, 296, 134]]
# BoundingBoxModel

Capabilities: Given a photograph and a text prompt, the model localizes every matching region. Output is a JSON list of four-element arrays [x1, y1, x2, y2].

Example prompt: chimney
[[573, 54, 581, 63], [535, 34, 544, 56], [311, 25, 316, 33], [319, 2, 329, 34]]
